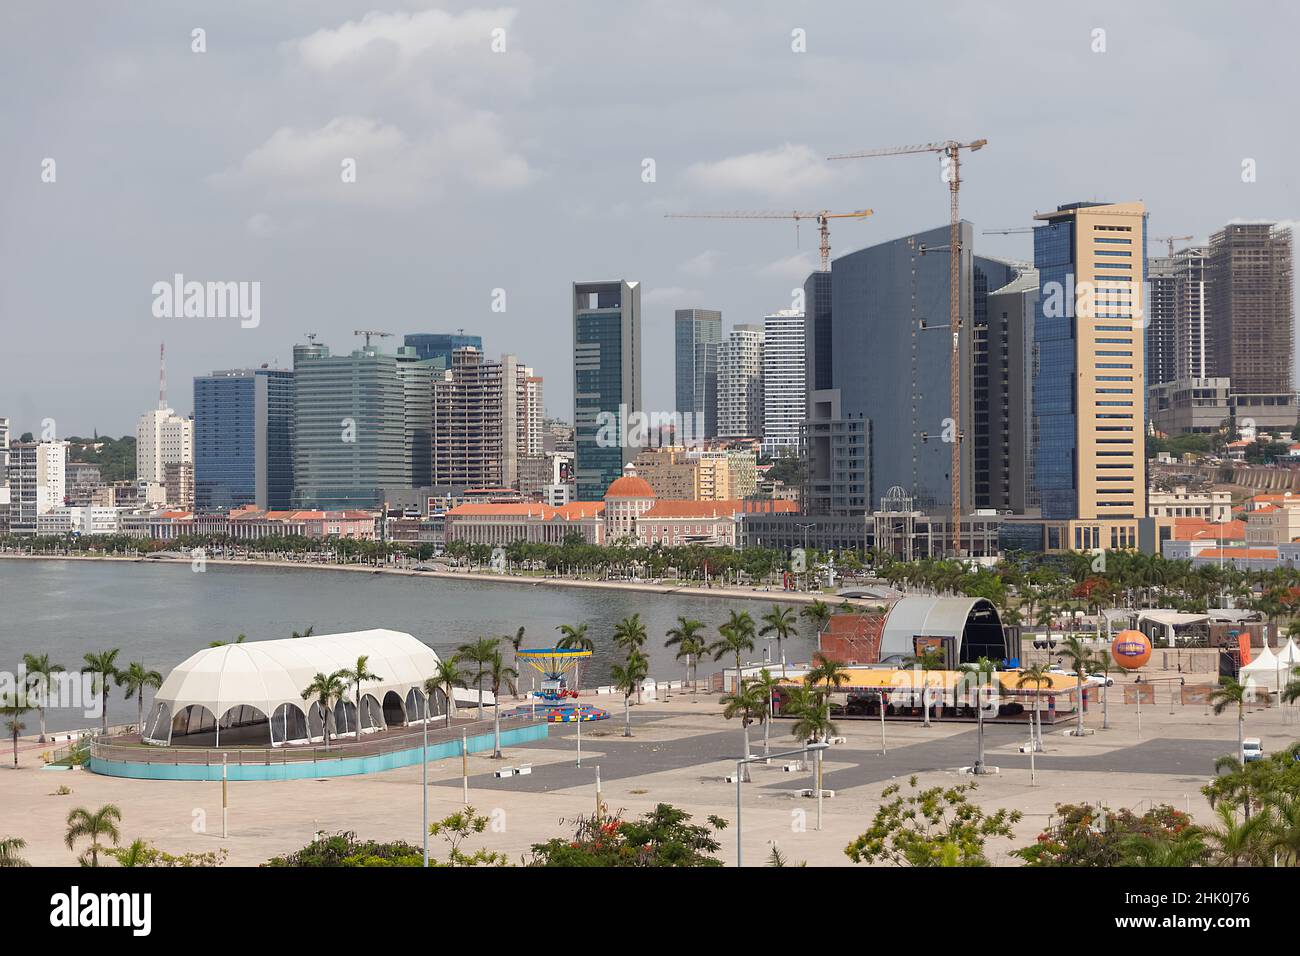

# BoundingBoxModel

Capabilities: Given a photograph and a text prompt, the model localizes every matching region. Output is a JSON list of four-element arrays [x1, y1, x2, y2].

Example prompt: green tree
[[759, 605, 798, 678], [614, 615, 649, 702], [846, 777, 1020, 867], [556, 623, 594, 697], [300, 671, 347, 749], [117, 661, 163, 736], [337, 655, 383, 739], [1, 698, 29, 768], [428, 806, 510, 867], [426, 658, 467, 729], [709, 610, 756, 692], [610, 653, 648, 738], [456, 637, 501, 719], [720, 682, 765, 781], [529, 804, 727, 867], [1209, 676, 1249, 767], [208, 633, 246, 648], [1016, 663, 1054, 756], [0, 836, 29, 868], [746, 668, 782, 756], [799, 600, 831, 640], [20, 653, 64, 742], [664, 617, 707, 691], [486, 651, 518, 758], [65, 804, 122, 867], [1059, 635, 1091, 737], [82, 649, 121, 735]]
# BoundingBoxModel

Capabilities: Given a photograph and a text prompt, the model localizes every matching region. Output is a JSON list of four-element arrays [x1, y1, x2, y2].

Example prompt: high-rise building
[[193, 368, 295, 511], [981, 270, 1038, 513], [1145, 255, 1178, 387], [395, 347, 436, 489], [828, 222, 1014, 515], [136, 407, 192, 486], [6, 440, 68, 535], [404, 333, 485, 371], [292, 342, 406, 510], [803, 272, 834, 413], [1208, 222, 1296, 429], [0, 418, 9, 523], [1172, 246, 1210, 382], [431, 347, 505, 488], [761, 309, 806, 456], [573, 280, 641, 501], [1032, 201, 1147, 546], [674, 309, 722, 439], [717, 324, 764, 440]]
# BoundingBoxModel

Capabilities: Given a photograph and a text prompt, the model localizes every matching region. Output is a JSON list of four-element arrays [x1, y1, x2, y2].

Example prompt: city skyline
[[4, 2, 1300, 437]]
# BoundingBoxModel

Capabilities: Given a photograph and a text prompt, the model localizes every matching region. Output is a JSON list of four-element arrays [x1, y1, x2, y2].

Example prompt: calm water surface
[[0, 560, 810, 730]]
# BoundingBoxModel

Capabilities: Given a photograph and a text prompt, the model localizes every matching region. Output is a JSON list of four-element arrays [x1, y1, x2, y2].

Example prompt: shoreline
[[0, 552, 869, 608]]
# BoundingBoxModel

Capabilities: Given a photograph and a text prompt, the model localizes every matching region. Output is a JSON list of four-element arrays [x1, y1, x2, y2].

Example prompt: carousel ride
[[502, 647, 611, 722]]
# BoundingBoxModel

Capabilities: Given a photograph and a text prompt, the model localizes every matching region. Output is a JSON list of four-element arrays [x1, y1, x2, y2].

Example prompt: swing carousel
[[502, 647, 610, 723]]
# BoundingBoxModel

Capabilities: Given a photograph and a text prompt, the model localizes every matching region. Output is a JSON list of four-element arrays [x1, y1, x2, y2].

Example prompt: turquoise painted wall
[[89, 723, 549, 782]]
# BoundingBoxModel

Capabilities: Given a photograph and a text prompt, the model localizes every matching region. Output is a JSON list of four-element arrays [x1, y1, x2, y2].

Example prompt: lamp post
[[422, 698, 429, 867], [734, 742, 829, 867]]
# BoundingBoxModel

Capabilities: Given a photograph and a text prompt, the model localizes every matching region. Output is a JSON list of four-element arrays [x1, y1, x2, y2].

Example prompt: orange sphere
[[1111, 630, 1152, 670]]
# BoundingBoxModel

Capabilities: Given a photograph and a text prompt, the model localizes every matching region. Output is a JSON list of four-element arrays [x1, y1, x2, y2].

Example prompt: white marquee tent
[[142, 629, 443, 747]]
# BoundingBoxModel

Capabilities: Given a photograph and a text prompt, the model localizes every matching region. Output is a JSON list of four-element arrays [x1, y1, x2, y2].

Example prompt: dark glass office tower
[[194, 368, 295, 511], [573, 280, 641, 500]]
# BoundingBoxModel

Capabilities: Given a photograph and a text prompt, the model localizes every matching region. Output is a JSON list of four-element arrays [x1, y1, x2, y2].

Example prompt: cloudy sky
[[3, 1, 1298, 438]]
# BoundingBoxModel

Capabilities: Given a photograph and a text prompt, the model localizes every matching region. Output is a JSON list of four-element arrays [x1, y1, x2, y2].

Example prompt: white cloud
[[756, 252, 818, 281], [292, 7, 518, 72], [211, 113, 534, 205], [679, 249, 720, 278], [683, 143, 834, 196]]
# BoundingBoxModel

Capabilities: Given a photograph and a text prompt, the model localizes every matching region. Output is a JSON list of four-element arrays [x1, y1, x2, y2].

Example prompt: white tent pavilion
[[142, 629, 443, 747]]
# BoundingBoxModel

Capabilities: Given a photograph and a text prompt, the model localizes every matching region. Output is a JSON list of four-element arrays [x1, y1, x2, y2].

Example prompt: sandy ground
[[4, 688, 1294, 868]]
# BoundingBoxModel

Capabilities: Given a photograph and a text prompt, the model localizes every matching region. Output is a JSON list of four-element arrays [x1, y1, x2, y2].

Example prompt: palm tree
[[2, 699, 29, 768], [721, 683, 765, 782], [486, 651, 518, 758], [300, 671, 347, 749], [65, 804, 122, 867], [664, 617, 707, 691], [117, 661, 163, 735], [20, 653, 63, 743], [337, 656, 383, 739], [610, 653, 647, 738], [709, 611, 757, 693], [506, 626, 527, 698], [82, 649, 121, 735], [787, 688, 837, 744], [1059, 635, 1091, 737], [426, 658, 467, 728], [1118, 830, 1208, 867], [1205, 803, 1269, 867], [1282, 664, 1300, 705], [1209, 676, 1249, 766], [1089, 650, 1115, 729], [1016, 663, 1054, 757], [759, 605, 798, 677], [0, 836, 29, 868], [747, 668, 782, 756], [614, 615, 649, 702], [556, 623, 594, 697], [806, 654, 850, 700], [456, 637, 500, 719], [904, 647, 947, 727], [799, 600, 831, 644], [960, 656, 997, 773], [208, 633, 246, 648], [291, 624, 315, 639]]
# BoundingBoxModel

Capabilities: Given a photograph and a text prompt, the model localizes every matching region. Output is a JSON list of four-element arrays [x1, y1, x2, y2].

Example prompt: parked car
[[1242, 738, 1264, 762]]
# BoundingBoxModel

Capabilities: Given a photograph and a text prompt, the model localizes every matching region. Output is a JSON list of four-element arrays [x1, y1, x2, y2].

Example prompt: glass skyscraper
[[193, 368, 294, 511], [573, 280, 641, 500], [673, 308, 721, 439], [1032, 201, 1147, 534]]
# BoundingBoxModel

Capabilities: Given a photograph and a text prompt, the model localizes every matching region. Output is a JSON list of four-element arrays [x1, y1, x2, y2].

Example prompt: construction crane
[[353, 329, 393, 348], [663, 209, 873, 272], [828, 139, 987, 557], [1152, 234, 1194, 257]]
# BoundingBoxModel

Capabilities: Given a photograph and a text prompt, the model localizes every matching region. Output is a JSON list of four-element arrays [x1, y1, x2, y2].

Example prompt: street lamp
[[734, 741, 830, 867]]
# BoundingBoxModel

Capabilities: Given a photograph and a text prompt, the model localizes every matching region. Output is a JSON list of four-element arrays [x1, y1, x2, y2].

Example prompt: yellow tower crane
[[663, 209, 873, 272], [828, 139, 987, 557]]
